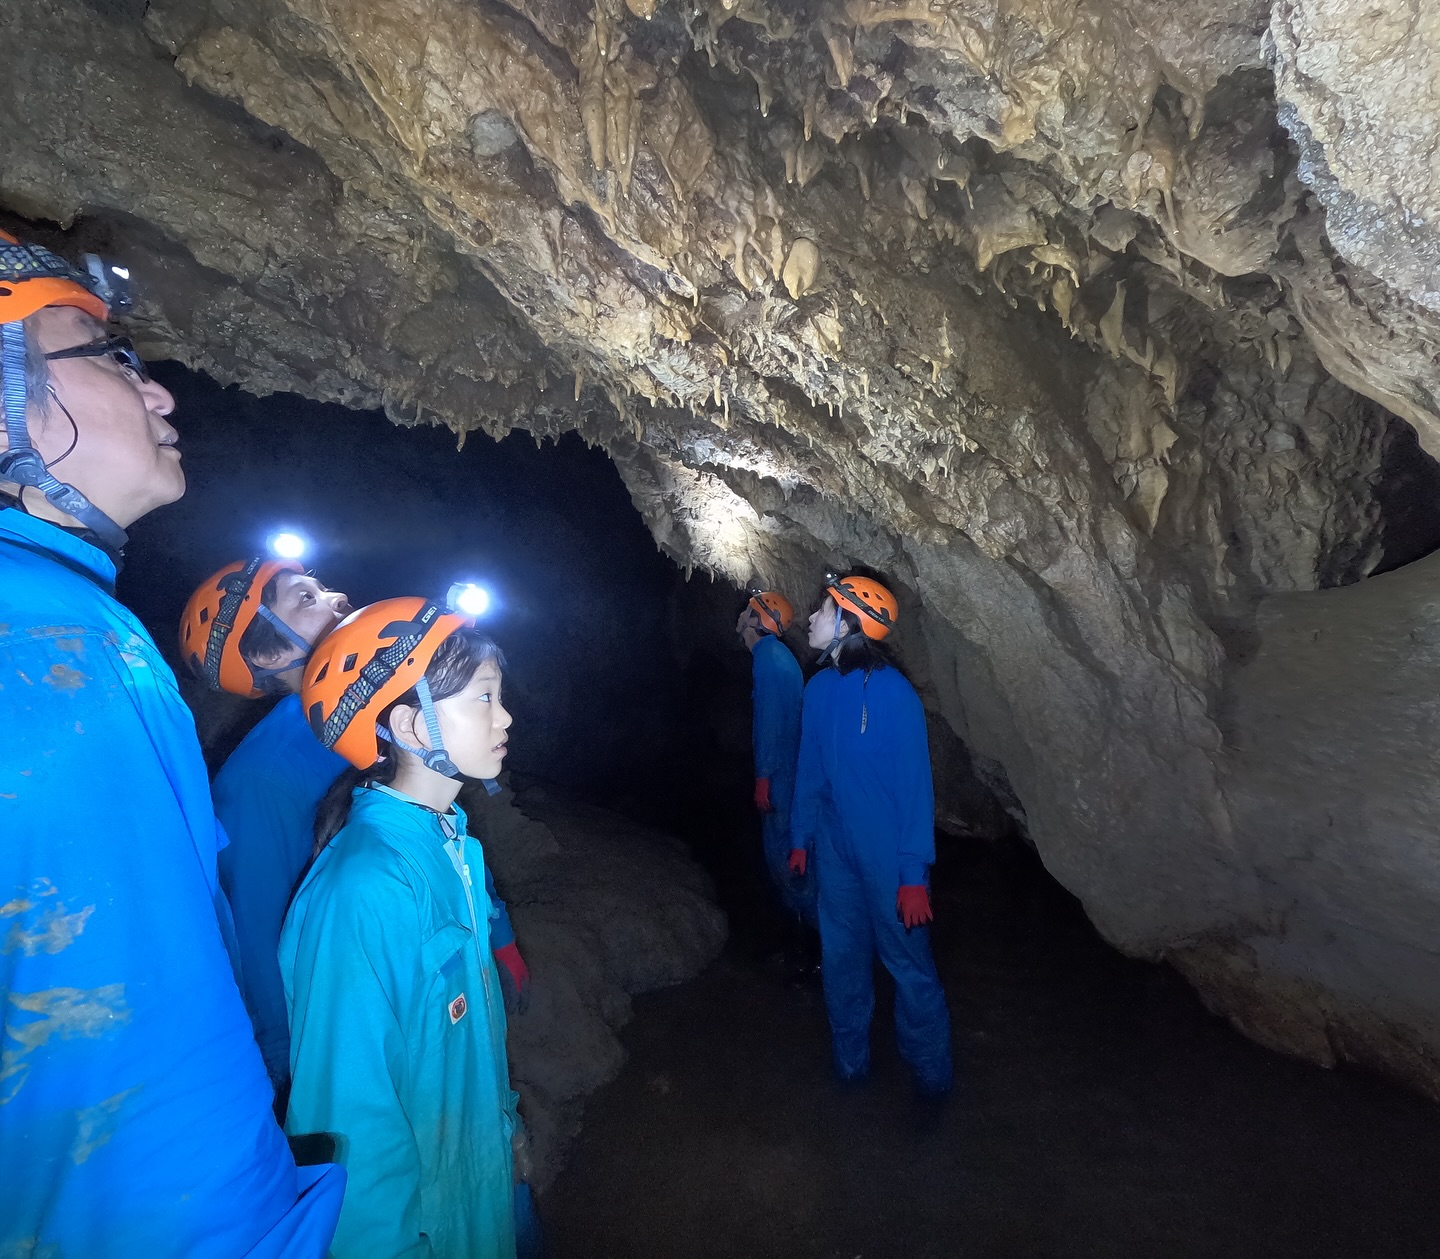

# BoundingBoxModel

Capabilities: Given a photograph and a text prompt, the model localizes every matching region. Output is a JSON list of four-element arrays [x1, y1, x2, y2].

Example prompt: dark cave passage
[[121, 361, 755, 837]]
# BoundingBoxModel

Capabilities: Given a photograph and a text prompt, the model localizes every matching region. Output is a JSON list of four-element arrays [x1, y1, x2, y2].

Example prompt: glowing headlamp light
[[447, 582, 492, 617], [268, 530, 308, 561]]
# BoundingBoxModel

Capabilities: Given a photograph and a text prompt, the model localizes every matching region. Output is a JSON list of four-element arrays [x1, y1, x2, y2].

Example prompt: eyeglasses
[[45, 335, 151, 383]]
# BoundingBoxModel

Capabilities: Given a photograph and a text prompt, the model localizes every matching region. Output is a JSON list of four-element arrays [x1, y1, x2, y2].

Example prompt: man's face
[[267, 571, 352, 653], [8, 306, 181, 530]]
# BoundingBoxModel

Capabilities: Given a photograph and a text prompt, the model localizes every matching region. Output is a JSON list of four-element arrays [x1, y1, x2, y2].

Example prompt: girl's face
[[807, 596, 846, 651], [433, 659, 512, 780]]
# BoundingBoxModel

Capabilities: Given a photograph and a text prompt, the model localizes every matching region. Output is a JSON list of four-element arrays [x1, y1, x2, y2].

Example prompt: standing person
[[790, 573, 953, 1097], [0, 230, 343, 1254], [736, 588, 817, 949], [179, 558, 532, 1097], [283, 594, 521, 1259]]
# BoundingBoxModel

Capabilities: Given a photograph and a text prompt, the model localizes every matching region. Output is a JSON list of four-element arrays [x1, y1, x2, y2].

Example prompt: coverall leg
[[867, 869, 953, 1094], [816, 850, 877, 1080]]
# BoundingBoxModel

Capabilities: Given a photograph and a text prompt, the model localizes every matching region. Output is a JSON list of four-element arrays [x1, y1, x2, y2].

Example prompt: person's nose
[[494, 700, 514, 732], [329, 590, 352, 612]]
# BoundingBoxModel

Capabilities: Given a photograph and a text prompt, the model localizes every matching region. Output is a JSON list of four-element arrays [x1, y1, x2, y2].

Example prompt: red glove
[[897, 885, 933, 929], [787, 848, 808, 877], [494, 942, 531, 1014], [754, 777, 774, 813]]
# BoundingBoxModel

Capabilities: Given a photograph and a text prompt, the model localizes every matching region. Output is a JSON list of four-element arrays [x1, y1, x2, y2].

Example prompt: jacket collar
[[356, 782, 471, 844], [0, 505, 118, 594]]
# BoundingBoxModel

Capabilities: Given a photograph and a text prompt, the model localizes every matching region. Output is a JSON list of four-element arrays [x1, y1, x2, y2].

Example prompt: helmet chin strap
[[246, 604, 318, 683], [819, 604, 846, 665], [0, 320, 129, 552], [373, 675, 503, 795], [377, 675, 461, 779]]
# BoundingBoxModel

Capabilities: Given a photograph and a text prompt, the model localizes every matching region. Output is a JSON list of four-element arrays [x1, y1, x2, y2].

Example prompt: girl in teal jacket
[[281, 595, 520, 1259]]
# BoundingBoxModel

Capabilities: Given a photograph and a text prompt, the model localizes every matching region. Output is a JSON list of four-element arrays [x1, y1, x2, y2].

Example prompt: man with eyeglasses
[[0, 230, 345, 1256]]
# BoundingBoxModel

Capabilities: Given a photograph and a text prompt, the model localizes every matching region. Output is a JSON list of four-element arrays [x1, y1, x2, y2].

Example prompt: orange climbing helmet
[[180, 557, 306, 696], [302, 596, 473, 772], [826, 573, 899, 641], [747, 588, 794, 636], [0, 229, 111, 323]]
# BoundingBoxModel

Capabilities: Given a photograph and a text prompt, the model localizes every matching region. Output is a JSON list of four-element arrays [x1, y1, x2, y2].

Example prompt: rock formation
[[4, 0, 1440, 1088]]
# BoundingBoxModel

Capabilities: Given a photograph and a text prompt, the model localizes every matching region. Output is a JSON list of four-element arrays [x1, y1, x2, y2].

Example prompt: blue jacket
[[751, 633, 803, 807], [215, 695, 348, 1084], [282, 786, 518, 1259], [216, 699, 518, 1085], [0, 509, 342, 1257], [790, 665, 936, 887]]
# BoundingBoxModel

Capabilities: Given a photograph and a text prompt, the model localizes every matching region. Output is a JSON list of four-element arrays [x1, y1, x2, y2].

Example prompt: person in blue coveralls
[[0, 229, 344, 1255], [178, 556, 532, 1099], [789, 572, 954, 1097], [283, 593, 524, 1259], [736, 588, 817, 946]]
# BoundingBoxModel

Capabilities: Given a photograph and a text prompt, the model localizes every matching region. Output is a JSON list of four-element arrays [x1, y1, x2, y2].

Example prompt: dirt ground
[[543, 837, 1440, 1258]]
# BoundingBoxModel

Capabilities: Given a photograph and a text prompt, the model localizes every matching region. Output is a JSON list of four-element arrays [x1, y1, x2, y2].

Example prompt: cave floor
[[542, 836, 1440, 1258]]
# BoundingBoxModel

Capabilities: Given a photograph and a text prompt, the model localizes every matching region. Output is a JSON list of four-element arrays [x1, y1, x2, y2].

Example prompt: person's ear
[[834, 617, 851, 639], [249, 645, 300, 672], [388, 703, 429, 750]]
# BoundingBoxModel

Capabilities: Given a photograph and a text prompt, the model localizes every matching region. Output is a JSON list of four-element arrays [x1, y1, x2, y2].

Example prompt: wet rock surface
[[6, 0, 1440, 1090]]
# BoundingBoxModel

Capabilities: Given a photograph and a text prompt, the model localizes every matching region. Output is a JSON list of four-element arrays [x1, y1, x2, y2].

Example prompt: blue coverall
[[214, 697, 519, 1087], [0, 508, 344, 1257], [282, 784, 518, 1259], [750, 632, 816, 923], [791, 663, 953, 1093]]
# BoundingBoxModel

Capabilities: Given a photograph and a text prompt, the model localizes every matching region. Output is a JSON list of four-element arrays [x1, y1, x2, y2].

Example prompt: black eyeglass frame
[[44, 335, 151, 383]]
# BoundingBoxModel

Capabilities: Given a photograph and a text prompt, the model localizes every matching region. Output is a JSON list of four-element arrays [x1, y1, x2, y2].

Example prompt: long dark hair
[[312, 628, 507, 854], [830, 606, 895, 675]]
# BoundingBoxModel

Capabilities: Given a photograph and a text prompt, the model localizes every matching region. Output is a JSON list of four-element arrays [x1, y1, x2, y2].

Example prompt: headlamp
[[268, 530, 308, 561], [82, 253, 134, 313], [447, 582, 492, 617]]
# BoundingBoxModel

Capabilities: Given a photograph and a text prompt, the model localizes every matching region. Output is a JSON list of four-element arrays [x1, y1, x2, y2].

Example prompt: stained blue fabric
[[282, 786, 518, 1259], [0, 508, 343, 1257], [750, 633, 816, 923], [791, 664, 953, 1092], [215, 696, 516, 1086]]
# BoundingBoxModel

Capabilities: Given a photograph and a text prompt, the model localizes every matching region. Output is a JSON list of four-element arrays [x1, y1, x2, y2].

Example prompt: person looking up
[[789, 572, 954, 1097], [180, 558, 532, 1100], [0, 230, 343, 1254], [736, 588, 817, 961], [284, 595, 522, 1259]]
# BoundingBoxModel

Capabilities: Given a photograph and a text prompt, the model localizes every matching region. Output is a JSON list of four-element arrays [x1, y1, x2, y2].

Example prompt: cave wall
[[5, 0, 1440, 1087]]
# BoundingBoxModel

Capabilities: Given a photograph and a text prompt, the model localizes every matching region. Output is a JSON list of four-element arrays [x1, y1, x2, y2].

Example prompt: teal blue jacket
[[281, 786, 518, 1259]]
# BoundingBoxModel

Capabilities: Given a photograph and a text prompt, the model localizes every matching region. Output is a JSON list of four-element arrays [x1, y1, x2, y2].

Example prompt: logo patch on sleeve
[[449, 993, 467, 1024]]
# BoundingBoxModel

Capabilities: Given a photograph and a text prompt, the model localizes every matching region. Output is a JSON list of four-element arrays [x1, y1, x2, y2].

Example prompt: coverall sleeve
[[789, 684, 826, 853], [483, 862, 516, 951], [888, 680, 937, 886], [751, 644, 786, 780], [285, 865, 431, 1259]]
